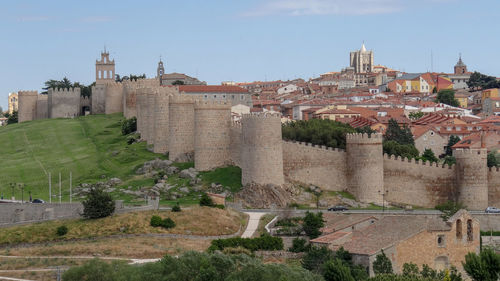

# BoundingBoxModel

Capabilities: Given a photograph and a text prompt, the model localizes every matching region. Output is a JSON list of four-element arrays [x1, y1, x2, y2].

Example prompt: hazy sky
[[1, 0, 499, 109]]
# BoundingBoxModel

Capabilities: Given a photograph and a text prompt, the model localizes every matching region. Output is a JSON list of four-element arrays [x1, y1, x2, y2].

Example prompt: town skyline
[[2, 0, 500, 109]]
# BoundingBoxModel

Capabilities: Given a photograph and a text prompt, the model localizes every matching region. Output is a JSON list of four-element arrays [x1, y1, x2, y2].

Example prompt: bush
[[208, 234, 283, 252], [301, 246, 335, 273], [82, 186, 115, 219], [215, 204, 225, 209], [56, 225, 68, 236], [199, 193, 215, 207], [289, 237, 309, 253], [150, 215, 163, 227], [373, 250, 393, 275], [171, 204, 181, 212], [161, 218, 176, 229], [121, 117, 137, 135]]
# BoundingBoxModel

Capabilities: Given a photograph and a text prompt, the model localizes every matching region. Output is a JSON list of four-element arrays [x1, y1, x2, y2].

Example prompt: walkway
[[241, 212, 267, 238]]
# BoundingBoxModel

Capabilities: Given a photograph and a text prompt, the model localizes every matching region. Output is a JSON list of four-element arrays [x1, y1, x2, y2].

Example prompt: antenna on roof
[[104, 44, 106, 53]]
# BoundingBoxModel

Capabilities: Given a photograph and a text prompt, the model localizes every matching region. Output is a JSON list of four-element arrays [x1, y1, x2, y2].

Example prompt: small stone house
[[311, 210, 479, 276]]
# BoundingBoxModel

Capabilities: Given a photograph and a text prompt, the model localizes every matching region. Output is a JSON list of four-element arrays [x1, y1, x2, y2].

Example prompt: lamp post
[[378, 190, 389, 213], [9, 183, 15, 201]]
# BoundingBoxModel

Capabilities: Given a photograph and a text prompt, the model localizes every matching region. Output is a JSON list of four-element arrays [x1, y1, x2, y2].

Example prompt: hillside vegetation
[[0, 114, 162, 201], [0, 207, 244, 244]]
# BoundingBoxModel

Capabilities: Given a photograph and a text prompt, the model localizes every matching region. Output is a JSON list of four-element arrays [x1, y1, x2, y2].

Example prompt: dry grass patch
[[0, 257, 86, 270], [5, 236, 210, 259], [0, 271, 54, 281], [0, 207, 244, 245]]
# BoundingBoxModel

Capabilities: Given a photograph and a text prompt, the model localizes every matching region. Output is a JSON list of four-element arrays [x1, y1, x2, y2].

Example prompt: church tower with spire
[[454, 54, 467, 74], [350, 43, 374, 73]]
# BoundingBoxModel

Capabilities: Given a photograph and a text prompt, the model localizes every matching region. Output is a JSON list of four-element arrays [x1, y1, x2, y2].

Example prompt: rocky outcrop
[[235, 183, 293, 208]]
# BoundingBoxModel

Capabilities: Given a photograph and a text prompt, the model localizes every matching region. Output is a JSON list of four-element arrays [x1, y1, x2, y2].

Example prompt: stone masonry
[[168, 95, 195, 162]]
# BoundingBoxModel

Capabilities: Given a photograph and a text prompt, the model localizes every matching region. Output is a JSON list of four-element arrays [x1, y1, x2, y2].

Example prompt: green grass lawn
[[1, 114, 243, 205], [0, 114, 162, 202]]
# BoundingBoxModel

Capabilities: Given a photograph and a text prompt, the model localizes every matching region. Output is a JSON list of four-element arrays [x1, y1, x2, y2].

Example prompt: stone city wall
[[230, 122, 242, 167], [383, 155, 456, 208], [282, 141, 347, 191], [48, 88, 81, 119], [146, 91, 156, 145], [488, 168, 500, 207], [35, 94, 48, 120], [91, 84, 106, 114], [454, 148, 488, 210], [0, 203, 83, 225], [153, 86, 177, 154]]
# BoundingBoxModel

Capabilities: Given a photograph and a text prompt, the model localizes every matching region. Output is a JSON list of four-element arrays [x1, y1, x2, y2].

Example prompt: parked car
[[485, 207, 500, 213], [328, 205, 348, 211], [32, 199, 45, 203]]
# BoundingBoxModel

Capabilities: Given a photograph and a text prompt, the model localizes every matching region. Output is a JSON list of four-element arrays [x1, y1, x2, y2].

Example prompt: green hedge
[[208, 235, 283, 252]]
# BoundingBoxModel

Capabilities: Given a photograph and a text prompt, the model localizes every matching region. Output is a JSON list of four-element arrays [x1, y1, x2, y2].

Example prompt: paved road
[[241, 212, 267, 238], [242, 209, 493, 215]]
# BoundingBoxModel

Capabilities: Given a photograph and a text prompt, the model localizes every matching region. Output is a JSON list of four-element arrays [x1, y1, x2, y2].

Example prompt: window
[[437, 235, 445, 247], [430, 131, 435, 136], [467, 219, 473, 241], [456, 219, 462, 239], [204, 95, 208, 99], [232, 95, 235, 99], [213, 95, 217, 99]]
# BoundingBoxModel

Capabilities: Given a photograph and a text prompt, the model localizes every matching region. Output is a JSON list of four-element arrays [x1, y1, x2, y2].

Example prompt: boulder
[[179, 169, 198, 180], [108, 178, 122, 186]]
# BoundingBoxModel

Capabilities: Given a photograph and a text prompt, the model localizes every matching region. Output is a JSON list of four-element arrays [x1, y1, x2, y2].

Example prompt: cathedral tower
[[350, 43, 374, 73], [454, 54, 467, 74], [96, 49, 115, 84]]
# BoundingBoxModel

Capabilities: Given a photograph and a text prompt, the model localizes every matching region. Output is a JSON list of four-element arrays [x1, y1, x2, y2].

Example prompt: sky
[[1, 0, 499, 109]]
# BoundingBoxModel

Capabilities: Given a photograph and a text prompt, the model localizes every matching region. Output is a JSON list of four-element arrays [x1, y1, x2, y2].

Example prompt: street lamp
[[378, 190, 389, 213], [9, 183, 15, 201]]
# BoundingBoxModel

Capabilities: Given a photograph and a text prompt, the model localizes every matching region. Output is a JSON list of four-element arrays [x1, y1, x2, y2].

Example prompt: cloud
[[17, 16, 50, 22], [243, 0, 405, 16], [81, 16, 113, 23]]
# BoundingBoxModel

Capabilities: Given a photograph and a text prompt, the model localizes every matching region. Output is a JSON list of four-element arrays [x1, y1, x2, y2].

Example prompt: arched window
[[456, 219, 462, 239], [467, 219, 473, 241]]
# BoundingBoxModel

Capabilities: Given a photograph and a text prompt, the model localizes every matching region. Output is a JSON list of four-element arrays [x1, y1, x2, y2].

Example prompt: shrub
[[373, 250, 393, 275], [208, 234, 283, 252], [82, 186, 115, 219], [121, 117, 137, 135], [56, 225, 68, 236], [199, 193, 215, 207], [289, 237, 309, 253], [161, 218, 176, 229], [222, 246, 253, 256], [323, 258, 355, 281], [215, 204, 225, 209], [302, 246, 335, 273], [150, 215, 163, 227], [171, 204, 181, 212]]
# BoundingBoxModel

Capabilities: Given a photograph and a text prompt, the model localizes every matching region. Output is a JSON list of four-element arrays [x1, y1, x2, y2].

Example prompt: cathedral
[[350, 43, 374, 73]]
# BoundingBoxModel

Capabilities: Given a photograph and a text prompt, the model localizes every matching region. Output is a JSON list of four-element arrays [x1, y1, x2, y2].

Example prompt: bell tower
[[157, 57, 165, 78], [454, 54, 467, 74], [96, 48, 115, 84]]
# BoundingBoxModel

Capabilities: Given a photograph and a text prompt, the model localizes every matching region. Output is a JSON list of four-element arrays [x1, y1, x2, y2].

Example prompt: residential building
[[178, 85, 252, 107]]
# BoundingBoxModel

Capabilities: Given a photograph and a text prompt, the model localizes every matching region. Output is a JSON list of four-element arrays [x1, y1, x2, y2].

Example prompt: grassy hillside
[[0, 114, 161, 202]]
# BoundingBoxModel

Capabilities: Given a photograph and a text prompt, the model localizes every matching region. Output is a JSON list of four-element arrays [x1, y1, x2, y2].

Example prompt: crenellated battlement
[[383, 153, 455, 169], [346, 133, 383, 143], [194, 100, 231, 110], [49, 87, 81, 96], [18, 90, 38, 96], [283, 140, 345, 153]]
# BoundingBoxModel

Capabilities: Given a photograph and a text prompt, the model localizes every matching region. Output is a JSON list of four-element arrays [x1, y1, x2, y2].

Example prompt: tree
[[172, 80, 185, 85], [302, 246, 335, 273], [282, 119, 357, 149], [199, 193, 215, 207], [463, 248, 500, 281], [487, 152, 498, 168], [435, 200, 466, 220], [443, 156, 456, 166], [42, 78, 92, 97], [373, 250, 393, 275], [302, 211, 324, 239], [384, 119, 414, 145], [383, 140, 419, 159], [82, 186, 115, 219], [436, 89, 459, 107], [467, 72, 499, 91], [445, 135, 460, 156], [5, 111, 18, 124], [323, 259, 355, 281], [408, 112, 424, 121], [420, 149, 438, 163], [402, 262, 419, 276]]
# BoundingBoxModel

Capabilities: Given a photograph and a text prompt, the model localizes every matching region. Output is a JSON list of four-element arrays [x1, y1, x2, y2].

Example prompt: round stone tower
[[241, 113, 284, 186], [194, 100, 231, 171], [146, 91, 156, 145], [168, 95, 195, 162], [346, 133, 384, 204], [135, 88, 147, 139], [153, 87, 176, 154], [454, 148, 488, 210]]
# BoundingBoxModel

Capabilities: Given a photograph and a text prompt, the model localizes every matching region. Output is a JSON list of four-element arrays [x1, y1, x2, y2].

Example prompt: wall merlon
[[194, 100, 231, 110], [241, 112, 281, 120], [346, 133, 383, 143], [18, 90, 38, 96]]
